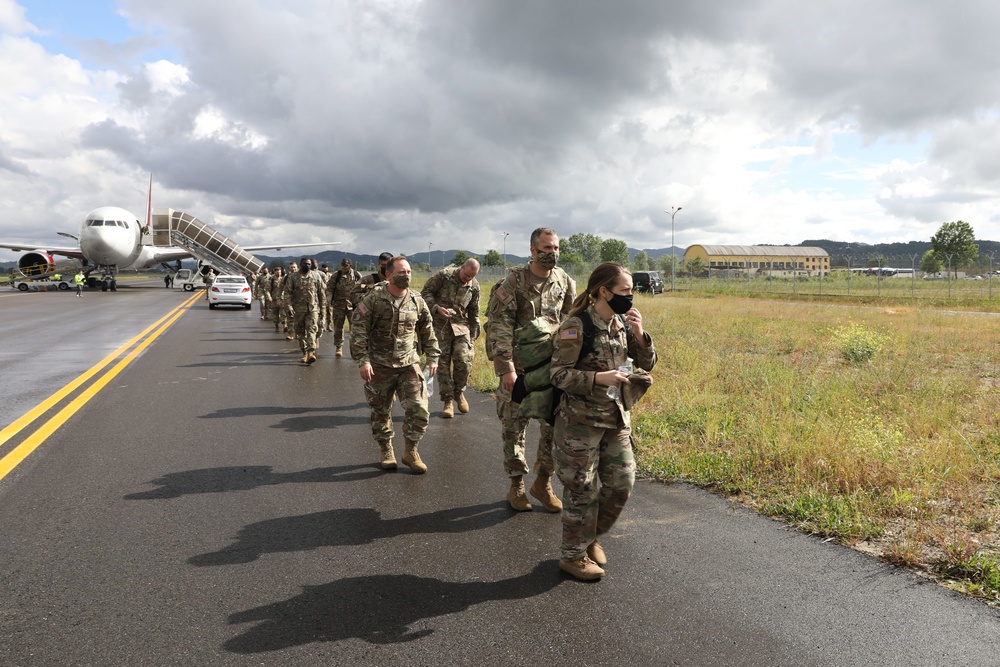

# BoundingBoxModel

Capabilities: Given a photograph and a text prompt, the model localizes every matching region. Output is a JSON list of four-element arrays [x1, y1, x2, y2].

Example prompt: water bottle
[[424, 365, 435, 397], [607, 358, 633, 400]]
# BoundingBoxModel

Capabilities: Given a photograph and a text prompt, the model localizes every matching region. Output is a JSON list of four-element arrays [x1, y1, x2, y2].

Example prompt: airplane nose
[[81, 228, 123, 263]]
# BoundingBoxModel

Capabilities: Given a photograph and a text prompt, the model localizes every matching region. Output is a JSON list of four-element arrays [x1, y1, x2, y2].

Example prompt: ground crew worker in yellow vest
[[74, 269, 85, 297]]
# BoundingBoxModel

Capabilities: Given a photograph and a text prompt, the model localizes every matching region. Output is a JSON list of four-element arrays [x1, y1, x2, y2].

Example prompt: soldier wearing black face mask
[[549, 262, 656, 581], [350, 251, 394, 309], [283, 257, 324, 364]]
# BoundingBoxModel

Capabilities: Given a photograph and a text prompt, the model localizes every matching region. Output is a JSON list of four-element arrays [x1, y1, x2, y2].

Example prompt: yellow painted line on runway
[[0, 292, 202, 482]]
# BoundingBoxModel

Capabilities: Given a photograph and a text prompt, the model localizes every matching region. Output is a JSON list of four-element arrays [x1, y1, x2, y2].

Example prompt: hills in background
[[6, 239, 1000, 273]]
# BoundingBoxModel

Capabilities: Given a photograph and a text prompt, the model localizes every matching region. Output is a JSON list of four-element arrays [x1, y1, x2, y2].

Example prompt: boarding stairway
[[150, 208, 264, 278]]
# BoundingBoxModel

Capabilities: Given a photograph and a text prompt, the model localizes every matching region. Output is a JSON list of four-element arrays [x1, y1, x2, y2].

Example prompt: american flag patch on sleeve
[[358, 302, 368, 315], [560, 328, 579, 340], [496, 287, 510, 302]]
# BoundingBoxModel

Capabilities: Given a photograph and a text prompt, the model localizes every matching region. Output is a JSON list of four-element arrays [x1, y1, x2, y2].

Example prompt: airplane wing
[[242, 242, 341, 252], [0, 242, 86, 259]]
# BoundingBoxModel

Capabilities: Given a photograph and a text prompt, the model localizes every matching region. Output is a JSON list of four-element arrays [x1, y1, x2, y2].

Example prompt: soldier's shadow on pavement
[[178, 354, 293, 368], [224, 561, 560, 652], [196, 404, 370, 432], [189, 501, 513, 566], [200, 404, 367, 419], [124, 464, 380, 501]]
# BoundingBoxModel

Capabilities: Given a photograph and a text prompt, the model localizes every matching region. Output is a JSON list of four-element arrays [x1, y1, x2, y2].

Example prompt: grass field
[[461, 286, 1000, 604]]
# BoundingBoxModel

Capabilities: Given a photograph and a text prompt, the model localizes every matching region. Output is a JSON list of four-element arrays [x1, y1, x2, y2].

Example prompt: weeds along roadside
[[465, 290, 1000, 604]]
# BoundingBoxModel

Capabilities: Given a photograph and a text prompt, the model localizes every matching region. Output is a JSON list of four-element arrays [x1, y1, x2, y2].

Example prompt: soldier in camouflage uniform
[[282, 262, 298, 338], [349, 251, 393, 309], [268, 267, 285, 332], [487, 227, 575, 513], [283, 258, 323, 364], [550, 262, 656, 581], [203, 268, 215, 301], [254, 267, 271, 320], [330, 258, 362, 358], [421, 258, 481, 418], [318, 263, 334, 333], [351, 256, 440, 474]]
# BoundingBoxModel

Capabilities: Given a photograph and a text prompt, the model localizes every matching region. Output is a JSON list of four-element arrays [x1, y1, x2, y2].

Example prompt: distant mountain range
[[6, 239, 1000, 272]]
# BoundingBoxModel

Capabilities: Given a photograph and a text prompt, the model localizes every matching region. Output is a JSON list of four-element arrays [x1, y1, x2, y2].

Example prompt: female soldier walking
[[550, 262, 657, 581]]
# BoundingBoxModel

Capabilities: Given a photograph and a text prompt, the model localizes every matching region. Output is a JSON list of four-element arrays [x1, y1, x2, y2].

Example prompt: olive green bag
[[511, 316, 557, 420]]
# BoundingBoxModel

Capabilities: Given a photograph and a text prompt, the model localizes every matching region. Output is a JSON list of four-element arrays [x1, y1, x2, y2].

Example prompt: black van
[[633, 271, 664, 294]]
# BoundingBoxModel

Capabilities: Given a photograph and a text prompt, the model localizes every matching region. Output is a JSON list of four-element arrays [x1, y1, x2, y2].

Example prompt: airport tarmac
[[0, 281, 998, 666]]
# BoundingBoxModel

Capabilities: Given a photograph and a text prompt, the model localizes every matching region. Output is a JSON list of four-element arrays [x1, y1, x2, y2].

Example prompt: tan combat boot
[[402, 439, 427, 474], [335, 345, 343, 358], [455, 392, 470, 414], [559, 556, 605, 581], [441, 399, 454, 418], [587, 539, 607, 566], [379, 440, 397, 470], [529, 473, 563, 512], [507, 476, 532, 511], [306, 351, 317, 364], [300, 352, 309, 363]]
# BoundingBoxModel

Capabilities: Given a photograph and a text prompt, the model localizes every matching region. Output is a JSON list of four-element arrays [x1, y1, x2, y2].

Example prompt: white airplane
[[0, 177, 338, 289]]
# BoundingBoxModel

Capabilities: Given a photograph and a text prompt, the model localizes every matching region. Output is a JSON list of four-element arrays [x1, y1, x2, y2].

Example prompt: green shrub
[[832, 323, 887, 363]]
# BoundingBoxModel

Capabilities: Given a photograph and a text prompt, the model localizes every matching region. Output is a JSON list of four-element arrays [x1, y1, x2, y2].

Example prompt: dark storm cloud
[[744, 2, 1000, 134], [116, 0, 729, 216]]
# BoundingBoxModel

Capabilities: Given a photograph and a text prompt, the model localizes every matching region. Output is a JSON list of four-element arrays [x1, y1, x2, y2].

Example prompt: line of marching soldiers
[[246, 231, 657, 582]]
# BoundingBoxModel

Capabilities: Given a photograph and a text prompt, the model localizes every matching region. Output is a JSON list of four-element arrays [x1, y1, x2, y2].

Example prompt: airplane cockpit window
[[89, 220, 104, 226]]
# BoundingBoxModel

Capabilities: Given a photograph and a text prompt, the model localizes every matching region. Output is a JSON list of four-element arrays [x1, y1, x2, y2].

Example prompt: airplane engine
[[17, 251, 55, 277]]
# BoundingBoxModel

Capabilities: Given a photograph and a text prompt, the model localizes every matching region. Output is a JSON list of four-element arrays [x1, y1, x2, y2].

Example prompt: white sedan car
[[208, 274, 253, 309]]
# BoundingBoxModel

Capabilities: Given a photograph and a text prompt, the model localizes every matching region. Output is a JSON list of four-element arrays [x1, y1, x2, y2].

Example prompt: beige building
[[684, 245, 830, 276]]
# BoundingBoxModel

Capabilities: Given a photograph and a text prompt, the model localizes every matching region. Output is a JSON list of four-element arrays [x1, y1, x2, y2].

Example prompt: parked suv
[[633, 271, 664, 294]]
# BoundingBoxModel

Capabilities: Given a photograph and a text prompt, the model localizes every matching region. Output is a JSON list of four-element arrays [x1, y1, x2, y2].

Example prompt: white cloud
[[0, 0, 36, 36]]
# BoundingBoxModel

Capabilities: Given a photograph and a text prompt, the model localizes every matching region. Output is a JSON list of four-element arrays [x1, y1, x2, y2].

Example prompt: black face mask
[[300, 264, 311, 273], [606, 292, 633, 315]]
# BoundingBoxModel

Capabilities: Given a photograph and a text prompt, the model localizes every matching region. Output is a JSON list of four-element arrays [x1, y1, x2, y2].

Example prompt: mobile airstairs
[[150, 209, 264, 290]]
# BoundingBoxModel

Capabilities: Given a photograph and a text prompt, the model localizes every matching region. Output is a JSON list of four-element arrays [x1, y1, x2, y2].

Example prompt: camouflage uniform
[[421, 266, 481, 403], [283, 269, 323, 356], [203, 270, 215, 300], [351, 284, 440, 446], [268, 272, 285, 331], [331, 266, 362, 348], [318, 267, 334, 332], [255, 271, 272, 319], [349, 270, 385, 309], [550, 304, 657, 561], [487, 263, 575, 477]]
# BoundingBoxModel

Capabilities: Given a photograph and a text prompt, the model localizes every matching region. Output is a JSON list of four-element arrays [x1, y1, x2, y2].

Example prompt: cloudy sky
[[2, 0, 1000, 257]]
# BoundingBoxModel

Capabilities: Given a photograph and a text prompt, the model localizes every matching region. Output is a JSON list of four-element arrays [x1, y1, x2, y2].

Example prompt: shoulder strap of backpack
[[577, 311, 625, 360]]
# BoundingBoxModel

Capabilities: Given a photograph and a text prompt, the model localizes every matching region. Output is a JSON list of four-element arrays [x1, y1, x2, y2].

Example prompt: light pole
[[502, 232, 510, 268], [428, 242, 433, 272], [665, 206, 682, 292], [988, 251, 996, 300]]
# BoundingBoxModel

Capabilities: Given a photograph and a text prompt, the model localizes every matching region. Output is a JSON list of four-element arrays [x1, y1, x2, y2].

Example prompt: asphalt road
[[1, 281, 998, 666]]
